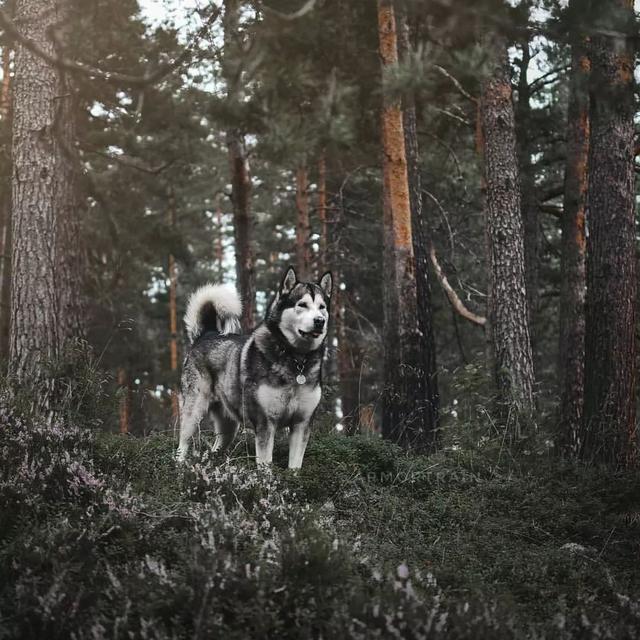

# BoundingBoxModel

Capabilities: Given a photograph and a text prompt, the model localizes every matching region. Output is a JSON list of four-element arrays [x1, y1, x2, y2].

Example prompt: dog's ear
[[319, 271, 333, 299], [280, 266, 297, 295]]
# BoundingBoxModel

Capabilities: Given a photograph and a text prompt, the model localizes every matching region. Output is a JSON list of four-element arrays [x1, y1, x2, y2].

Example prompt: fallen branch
[[0, 6, 221, 87], [429, 246, 486, 328]]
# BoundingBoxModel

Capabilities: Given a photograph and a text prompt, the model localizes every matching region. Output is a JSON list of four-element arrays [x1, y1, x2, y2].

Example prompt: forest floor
[[1, 412, 640, 639]]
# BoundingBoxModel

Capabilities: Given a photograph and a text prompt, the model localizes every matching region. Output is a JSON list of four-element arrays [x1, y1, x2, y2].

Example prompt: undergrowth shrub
[[1, 405, 640, 639]]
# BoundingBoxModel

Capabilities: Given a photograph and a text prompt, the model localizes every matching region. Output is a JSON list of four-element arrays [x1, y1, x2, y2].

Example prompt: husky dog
[[176, 267, 332, 469]]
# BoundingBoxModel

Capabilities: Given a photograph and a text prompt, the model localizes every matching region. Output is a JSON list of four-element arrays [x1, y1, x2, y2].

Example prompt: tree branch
[[432, 64, 477, 104], [529, 64, 570, 93], [262, 0, 318, 21], [429, 246, 486, 328], [539, 203, 563, 218], [84, 147, 175, 175], [0, 5, 221, 87], [540, 184, 564, 202]]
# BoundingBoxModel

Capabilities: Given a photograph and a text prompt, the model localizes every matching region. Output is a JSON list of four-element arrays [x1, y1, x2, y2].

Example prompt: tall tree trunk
[[377, 0, 432, 450], [215, 195, 224, 276], [558, 32, 589, 456], [0, 45, 10, 119], [54, 35, 84, 346], [0, 42, 12, 362], [317, 153, 327, 272], [295, 164, 311, 277], [168, 188, 179, 421], [10, 0, 61, 382], [223, 0, 255, 331], [582, 0, 637, 467], [480, 36, 535, 415], [397, 9, 439, 447], [325, 168, 341, 392], [227, 131, 256, 331], [336, 286, 358, 433], [515, 29, 539, 338]]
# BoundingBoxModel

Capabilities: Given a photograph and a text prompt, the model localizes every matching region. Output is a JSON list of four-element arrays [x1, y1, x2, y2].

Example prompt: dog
[[176, 267, 332, 469]]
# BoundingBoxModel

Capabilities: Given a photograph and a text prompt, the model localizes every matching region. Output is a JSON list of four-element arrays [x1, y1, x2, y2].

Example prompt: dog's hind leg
[[177, 384, 210, 462], [210, 405, 238, 455]]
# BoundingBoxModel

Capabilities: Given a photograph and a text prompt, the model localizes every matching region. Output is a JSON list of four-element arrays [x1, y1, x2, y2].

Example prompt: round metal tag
[[296, 374, 306, 385]]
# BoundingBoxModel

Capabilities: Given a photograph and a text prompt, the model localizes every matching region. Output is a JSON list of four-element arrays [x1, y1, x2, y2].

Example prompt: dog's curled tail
[[184, 284, 242, 344]]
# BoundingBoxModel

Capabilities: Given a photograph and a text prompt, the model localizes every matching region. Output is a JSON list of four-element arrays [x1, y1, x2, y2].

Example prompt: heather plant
[[1, 407, 640, 639]]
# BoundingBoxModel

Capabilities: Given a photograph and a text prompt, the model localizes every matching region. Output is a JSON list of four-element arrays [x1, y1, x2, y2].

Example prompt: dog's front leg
[[255, 420, 277, 466], [288, 421, 312, 469]]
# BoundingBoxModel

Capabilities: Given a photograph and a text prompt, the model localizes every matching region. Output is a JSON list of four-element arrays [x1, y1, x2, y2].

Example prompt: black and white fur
[[177, 267, 332, 469]]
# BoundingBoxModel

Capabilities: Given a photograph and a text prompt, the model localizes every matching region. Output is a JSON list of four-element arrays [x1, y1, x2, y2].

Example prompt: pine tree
[[10, 0, 64, 383], [378, 0, 435, 449], [54, 4, 84, 344], [480, 34, 535, 415], [558, 7, 589, 456], [582, 0, 637, 467], [514, 17, 538, 337], [397, 6, 439, 447], [223, 0, 256, 331], [0, 33, 12, 362], [295, 164, 311, 276]]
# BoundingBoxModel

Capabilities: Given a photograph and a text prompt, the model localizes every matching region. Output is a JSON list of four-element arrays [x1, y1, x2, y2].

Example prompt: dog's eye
[[319, 305, 326, 311], [298, 302, 308, 309]]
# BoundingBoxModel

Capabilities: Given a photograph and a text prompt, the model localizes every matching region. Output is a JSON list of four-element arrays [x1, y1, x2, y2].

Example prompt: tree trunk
[[54, 28, 84, 346], [480, 36, 535, 415], [215, 195, 224, 276], [558, 33, 589, 457], [317, 153, 328, 272], [295, 164, 311, 277], [223, 0, 255, 332], [515, 30, 539, 338], [227, 131, 256, 331], [0, 42, 12, 362], [378, 0, 432, 450], [168, 188, 179, 421], [397, 9, 439, 448], [10, 0, 61, 382], [336, 285, 358, 433], [582, 0, 637, 467]]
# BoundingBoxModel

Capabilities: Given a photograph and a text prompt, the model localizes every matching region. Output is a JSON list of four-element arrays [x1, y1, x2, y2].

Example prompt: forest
[[1, 0, 640, 637]]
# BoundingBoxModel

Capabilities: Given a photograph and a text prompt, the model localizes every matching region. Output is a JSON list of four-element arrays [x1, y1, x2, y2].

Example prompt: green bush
[[1, 406, 639, 639]]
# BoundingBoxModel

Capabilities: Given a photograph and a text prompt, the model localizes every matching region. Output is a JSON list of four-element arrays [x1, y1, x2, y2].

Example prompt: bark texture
[[295, 165, 311, 277], [54, 25, 85, 345], [398, 11, 439, 448], [227, 132, 256, 332], [0, 42, 12, 361], [317, 154, 327, 272], [378, 0, 433, 450], [515, 33, 539, 335], [168, 189, 179, 420], [480, 37, 535, 413], [10, 0, 61, 380], [558, 35, 589, 456], [582, 0, 637, 467], [223, 0, 256, 332]]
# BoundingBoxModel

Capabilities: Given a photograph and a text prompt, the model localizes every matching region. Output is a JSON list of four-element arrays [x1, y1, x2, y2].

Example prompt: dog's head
[[266, 267, 333, 353]]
